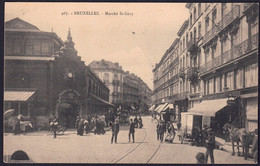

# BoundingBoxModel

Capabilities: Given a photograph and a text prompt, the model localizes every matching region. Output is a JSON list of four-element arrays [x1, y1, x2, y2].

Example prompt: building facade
[[89, 60, 152, 113], [152, 3, 258, 135], [4, 18, 111, 130]]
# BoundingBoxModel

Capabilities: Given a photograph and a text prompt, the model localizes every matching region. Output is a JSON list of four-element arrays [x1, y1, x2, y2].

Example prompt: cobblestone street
[[4, 116, 255, 164]]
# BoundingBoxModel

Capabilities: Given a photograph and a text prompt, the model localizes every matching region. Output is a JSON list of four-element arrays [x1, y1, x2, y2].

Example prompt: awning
[[188, 98, 229, 117], [89, 93, 115, 107], [157, 103, 168, 113], [149, 105, 155, 111], [161, 103, 174, 112], [4, 91, 35, 102]]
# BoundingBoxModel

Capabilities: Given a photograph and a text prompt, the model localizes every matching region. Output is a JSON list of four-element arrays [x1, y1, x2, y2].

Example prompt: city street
[[4, 116, 255, 164]]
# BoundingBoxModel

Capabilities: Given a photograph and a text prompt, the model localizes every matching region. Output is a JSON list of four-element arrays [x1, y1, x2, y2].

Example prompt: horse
[[223, 123, 254, 159]]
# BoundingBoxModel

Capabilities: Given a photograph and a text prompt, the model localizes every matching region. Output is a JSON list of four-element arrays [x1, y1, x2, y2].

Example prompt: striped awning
[[4, 91, 35, 102]]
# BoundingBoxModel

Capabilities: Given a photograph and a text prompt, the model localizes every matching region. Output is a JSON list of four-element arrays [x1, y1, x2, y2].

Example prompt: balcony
[[203, 5, 240, 45], [179, 68, 185, 80], [243, 3, 258, 13], [187, 67, 199, 84], [112, 80, 120, 86], [187, 38, 200, 54], [200, 33, 258, 75]]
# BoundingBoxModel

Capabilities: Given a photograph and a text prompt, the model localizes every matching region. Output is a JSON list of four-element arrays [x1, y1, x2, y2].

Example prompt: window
[[33, 40, 41, 55], [42, 40, 50, 54], [226, 71, 234, 90], [190, 14, 192, 27], [103, 73, 109, 82], [13, 40, 22, 54], [183, 38, 185, 49], [198, 3, 201, 16], [194, 7, 197, 22], [209, 78, 214, 94], [205, 16, 209, 33], [186, 33, 189, 45], [198, 22, 201, 39], [190, 32, 193, 42], [251, 18, 259, 35], [212, 9, 217, 23], [235, 68, 243, 89], [215, 77, 220, 93], [114, 74, 118, 80], [25, 39, 33, 55], [245, 63, 258, 87], [194, 27, 197, 40]]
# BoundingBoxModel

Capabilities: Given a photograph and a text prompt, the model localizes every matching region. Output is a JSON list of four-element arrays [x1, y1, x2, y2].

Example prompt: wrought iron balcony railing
[[203, 5, 240, 45]]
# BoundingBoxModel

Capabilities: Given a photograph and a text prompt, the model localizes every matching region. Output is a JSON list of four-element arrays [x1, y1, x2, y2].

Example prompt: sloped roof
[[5, 17, 41, 31], [89, 60, 124, 72]]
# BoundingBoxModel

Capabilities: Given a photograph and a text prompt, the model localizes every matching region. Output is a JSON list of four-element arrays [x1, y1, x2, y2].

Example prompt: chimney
[[114, 62, 119, 67]]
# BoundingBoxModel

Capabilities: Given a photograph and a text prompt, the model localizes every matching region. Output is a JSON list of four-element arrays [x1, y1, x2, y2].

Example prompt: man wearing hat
[[205, 128, 215, 164]]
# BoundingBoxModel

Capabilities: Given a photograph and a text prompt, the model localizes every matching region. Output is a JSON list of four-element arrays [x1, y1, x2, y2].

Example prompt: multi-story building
[[123, 71, 139, 109], [4, 18, 111, 130], [152, 3, 258, 136], [89, 60, 125, 106], [89, 60, 152, 112]]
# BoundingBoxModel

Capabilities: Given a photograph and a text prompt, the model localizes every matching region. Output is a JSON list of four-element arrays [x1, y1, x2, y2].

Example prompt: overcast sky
[[5, 2, 189, 89]]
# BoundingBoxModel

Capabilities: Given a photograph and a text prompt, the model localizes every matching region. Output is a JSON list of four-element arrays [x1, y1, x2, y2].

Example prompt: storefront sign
[[227, 99, 236, 105]]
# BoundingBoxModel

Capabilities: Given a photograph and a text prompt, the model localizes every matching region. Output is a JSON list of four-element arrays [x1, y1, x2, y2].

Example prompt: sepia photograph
[[3, 2, 258, 164]]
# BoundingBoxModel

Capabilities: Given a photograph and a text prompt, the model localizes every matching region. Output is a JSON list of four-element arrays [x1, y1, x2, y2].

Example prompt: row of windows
[[88, 80, 109, 99], [6, 39, 52, 55], [204, 63, 258, 95]]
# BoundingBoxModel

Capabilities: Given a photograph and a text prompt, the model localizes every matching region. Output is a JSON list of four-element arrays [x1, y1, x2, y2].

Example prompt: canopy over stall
[[187, 98, 231, 117]]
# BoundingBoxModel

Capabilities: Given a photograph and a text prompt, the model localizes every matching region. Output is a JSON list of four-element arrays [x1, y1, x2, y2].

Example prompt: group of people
[[110, 115, 143, 144], [75, 116, 106, 136], [133, 116, 143, 128], [156, 120, 176, 143]]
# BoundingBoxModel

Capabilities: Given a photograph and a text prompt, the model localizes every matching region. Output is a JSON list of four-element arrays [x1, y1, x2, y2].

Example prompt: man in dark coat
[[158, 121, 166, 142], [78, 119, 84, 136], [75, 116, 80, 135], [205, 128, 215, 164], [251, 129, 258, 163], [50, 116, 58, 138], [129, 119, 135, 143], [111, 119, 120, 144]]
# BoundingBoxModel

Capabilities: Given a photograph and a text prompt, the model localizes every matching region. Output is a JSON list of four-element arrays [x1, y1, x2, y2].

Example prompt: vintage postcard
[[3, 2, 258, 164]]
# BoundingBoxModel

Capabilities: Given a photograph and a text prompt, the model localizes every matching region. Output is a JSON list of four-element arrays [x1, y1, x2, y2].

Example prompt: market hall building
[[4, 18, 112, 130]]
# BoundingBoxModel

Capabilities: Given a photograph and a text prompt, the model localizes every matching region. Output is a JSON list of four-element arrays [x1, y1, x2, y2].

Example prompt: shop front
[[187, 98, 239, 138], [4, 90, 36, 132]]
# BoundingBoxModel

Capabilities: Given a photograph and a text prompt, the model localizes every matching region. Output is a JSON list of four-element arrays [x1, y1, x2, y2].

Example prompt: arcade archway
[[55, 90, 82, 128]]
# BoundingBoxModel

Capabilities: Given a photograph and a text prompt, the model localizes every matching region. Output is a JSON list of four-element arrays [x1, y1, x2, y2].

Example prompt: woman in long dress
[[165, 122, 175, 143]]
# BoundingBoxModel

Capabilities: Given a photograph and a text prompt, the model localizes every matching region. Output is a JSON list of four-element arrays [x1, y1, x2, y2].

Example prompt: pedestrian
[[111, 119, 120, 144], [129, 119, 135, 143], [202, 125, 208, 147], [159, 120, 166, 142], [205, 128, 215, 164], [94, 118, 100, 135], [251, 129, 258, 163], [134, 116, 138, 128], [165, 121, 175, 143], [156, 121, 160, 140], [75, 116, 80, 135], [78, 119, 84, 136], [177, 121, 181, 130], [14, 115, 22, 135], [138, 116, 143, 128], [83, 119, 89, 134], [50, 116, 58, 138], [196, 152, 206, 164]]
